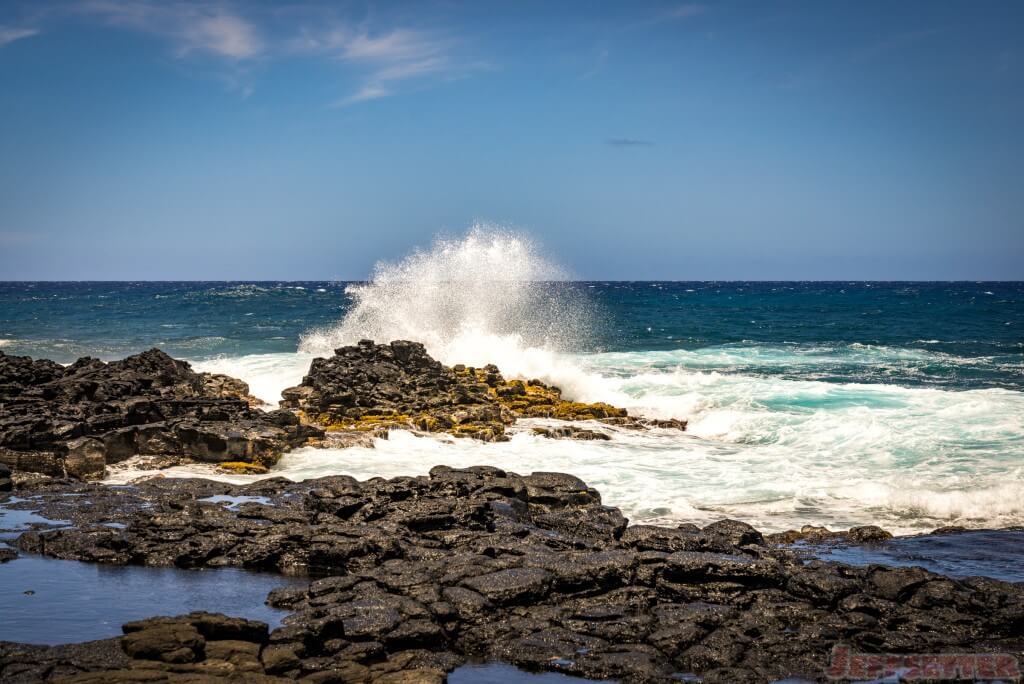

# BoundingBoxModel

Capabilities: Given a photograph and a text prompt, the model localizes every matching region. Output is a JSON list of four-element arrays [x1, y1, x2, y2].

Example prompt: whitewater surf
[[78, 226, 1013, 536]]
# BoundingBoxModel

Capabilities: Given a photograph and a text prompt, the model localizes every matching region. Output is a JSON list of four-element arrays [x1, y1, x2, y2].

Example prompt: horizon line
[[1, 279, 1022, 284]]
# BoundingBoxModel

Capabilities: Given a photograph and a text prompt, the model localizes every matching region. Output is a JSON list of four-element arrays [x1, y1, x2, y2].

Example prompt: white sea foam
[[192, 353, 313, 407], [170, 342, 1024, 535], [147, 227, 1024, 535], [299, 223, 593, 387]]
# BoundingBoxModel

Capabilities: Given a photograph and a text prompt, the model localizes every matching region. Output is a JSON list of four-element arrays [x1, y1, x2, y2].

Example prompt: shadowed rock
[[0, 349, 322, 479]]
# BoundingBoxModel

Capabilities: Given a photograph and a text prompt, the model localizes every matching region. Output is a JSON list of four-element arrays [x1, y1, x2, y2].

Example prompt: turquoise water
[[3, 279, 1023, 534]]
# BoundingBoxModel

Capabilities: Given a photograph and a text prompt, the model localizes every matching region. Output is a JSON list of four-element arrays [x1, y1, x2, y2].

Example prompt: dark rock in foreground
[[3, 469, 1022, 682], [0, 349, 323, 479]]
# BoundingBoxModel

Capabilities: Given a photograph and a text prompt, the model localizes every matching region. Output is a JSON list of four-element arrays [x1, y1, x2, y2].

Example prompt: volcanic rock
[[281, 339, 639, 442], [5, 469, 1024, 682], [0, 349, 322, 479]]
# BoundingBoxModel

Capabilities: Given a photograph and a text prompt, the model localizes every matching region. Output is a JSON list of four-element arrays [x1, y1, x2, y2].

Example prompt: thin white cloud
[[330, 27, 469, 105], [78, 1, 262, 60], [0, 26, 39, 47], [617, 3, 708, 34], [33, 2, 481, 104], [337, 83, 391, 106], [342, 29, 441, 62], [178, 12, 260, 60], [669, 4, 706, 20]]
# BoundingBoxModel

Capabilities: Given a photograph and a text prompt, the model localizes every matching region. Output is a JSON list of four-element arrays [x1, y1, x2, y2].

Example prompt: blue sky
[[0, 0, 1021, 280]]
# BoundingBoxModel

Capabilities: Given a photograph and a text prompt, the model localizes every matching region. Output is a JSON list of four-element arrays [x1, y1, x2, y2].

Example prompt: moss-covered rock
[[217, 461, 269, 475]]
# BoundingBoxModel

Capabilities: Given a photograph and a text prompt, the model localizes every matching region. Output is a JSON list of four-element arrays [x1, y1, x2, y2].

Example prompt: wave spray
[[299, 224, 595, 386]]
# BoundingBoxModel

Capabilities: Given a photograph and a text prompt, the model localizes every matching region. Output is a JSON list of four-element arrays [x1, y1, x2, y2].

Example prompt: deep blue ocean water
[[2, 281, 1021, 389], [2, 280, 1023, 535]]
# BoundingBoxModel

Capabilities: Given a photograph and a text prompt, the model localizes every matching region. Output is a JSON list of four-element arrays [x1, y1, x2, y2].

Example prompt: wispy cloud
[[325, 27, 480, 106], [339, 83, 391, 105], [77, 1, 262, 60], [607, 138, 654, 147], [581, 45, 609, 79], [18, 2, 483, 104], [668, 4, 706, 21], [0, 25, 39, 47], [616, 3, 708, 37]]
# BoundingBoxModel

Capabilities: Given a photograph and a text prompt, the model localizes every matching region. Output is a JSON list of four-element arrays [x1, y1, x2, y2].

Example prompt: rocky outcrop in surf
[[0, 349, 322, 480], [1, 343, 680, 480], [281, 339, 674, 442], [3, 469, 1023, 682], [281, 339, 514, 442]]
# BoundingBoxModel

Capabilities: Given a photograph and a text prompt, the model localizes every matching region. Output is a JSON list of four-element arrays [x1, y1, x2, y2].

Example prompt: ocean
[[2, 237, 1022, 536]]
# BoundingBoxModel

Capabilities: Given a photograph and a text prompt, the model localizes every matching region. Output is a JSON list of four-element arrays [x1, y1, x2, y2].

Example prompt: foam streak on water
[[169, 343, 1024, 535], [136, 229, 1022, 535], [176, 351, 1024, 536]]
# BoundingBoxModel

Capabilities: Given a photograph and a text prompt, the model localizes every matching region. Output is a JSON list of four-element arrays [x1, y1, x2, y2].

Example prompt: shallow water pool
[[0, 553, 307, 645]]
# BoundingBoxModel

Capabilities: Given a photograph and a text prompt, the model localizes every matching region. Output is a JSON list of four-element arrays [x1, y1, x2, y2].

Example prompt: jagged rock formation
[[281, 339, 671, 443], [0, 343, 681, 482], [4, 469, 1022, 683], [281, 340, 514, 442], [0, 349, 322, 479]]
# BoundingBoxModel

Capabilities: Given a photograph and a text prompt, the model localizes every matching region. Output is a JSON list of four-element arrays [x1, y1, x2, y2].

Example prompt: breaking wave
[[173, 230, 1024, 534], [299, 224, 594, 388]]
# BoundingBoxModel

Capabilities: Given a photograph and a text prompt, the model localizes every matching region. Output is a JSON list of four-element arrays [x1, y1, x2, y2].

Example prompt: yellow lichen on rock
[[217, 461, 269, 475], [488, 376, 629, 421], [316, 412, 413, 433], [282, 340, 646, 447]]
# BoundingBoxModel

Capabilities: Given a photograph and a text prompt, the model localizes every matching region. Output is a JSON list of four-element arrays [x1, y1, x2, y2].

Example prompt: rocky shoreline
[[1, 340, 675, 481], [0, 348, 321, 479], [3, 471, 1024, 683], [2, 344, 1023, 682]]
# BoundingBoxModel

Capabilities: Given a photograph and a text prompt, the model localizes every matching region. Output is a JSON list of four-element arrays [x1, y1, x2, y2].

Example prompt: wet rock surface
[[280, 340, 658, 443], [281, 339, 515, 442], [767, 524, 894, 546], [0, 349, 322, 479], [3, 469, 1023, 682]]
